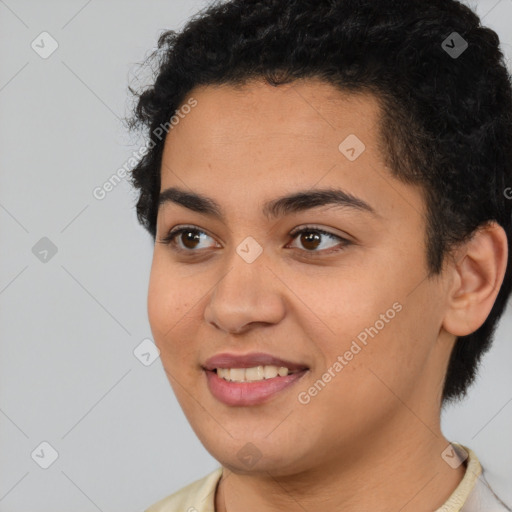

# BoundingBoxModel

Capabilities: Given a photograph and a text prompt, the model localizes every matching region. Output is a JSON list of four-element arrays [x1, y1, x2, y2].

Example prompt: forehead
[[165, 79, 382, 149], [161, 79, 385, 181], [158, 78, 426, 226]]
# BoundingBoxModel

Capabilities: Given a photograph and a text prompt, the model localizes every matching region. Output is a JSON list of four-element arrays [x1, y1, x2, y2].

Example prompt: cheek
[[147, 258, 186, 342], [339, 297, 439, 406], [147, 265, 169, 339], [314, 276, 423, 389], [147, 257, 200, 357]]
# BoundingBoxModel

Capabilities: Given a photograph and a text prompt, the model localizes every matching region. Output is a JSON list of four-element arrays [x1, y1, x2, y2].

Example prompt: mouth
[[201, 352, 310, 406], [203, 365, 309, 406], [208, 365, 306, 383], [202, 351, 309, 374]]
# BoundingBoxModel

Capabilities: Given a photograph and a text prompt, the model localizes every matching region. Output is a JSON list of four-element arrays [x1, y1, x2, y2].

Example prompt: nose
[[204, 253, 286, 334]]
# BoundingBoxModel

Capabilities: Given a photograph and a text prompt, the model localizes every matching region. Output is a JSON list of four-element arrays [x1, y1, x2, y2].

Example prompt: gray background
[[0, 0, 510, 510]]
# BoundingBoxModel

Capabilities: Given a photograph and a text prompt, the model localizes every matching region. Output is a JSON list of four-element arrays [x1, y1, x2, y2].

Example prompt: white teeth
[[245, 366, 265, 381], [277, 367, 289, 377], [229, 368, 245, 382], [263, 366, 279, 379], [216, 365, 296, 382]]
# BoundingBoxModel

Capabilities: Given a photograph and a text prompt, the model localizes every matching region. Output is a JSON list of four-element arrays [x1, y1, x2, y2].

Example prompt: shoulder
[[437, 443, 511, 512], [461, 472, 512, 512], [145, 467, 223, 512]]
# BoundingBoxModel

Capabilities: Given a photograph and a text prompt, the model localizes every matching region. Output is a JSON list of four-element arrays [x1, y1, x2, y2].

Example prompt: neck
[[215, 416, 466, 512]]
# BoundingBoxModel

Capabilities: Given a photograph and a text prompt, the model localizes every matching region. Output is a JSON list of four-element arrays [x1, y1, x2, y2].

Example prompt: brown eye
[[179, 230, 202, 250], [159, 226, 217, 252], [288, 227, 351, 255], [298, 231, 322, 251], [159, 225, 351, 257]]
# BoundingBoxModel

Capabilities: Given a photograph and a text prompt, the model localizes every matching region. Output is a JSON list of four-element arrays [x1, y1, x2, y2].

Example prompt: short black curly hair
[[125, 0, 512, 406]]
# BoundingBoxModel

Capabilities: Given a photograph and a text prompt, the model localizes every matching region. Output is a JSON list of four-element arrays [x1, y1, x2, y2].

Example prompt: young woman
[[126, 0, 512, 510]]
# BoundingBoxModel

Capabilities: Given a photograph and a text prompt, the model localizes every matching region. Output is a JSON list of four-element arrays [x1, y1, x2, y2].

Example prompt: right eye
[[158, 226, 218, 253]]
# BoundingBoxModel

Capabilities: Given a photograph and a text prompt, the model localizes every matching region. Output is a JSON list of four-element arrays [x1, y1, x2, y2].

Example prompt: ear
[[442, 222, 508, 337]]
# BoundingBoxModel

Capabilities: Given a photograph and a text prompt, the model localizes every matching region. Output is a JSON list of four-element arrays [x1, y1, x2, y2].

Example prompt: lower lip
[[204, 369, 309, 406]]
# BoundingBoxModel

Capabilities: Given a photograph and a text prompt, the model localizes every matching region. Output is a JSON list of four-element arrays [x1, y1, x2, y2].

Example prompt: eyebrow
[[158, 186, 379, 221]]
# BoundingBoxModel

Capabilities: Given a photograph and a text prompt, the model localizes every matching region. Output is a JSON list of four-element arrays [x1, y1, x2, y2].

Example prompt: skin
[[147, 78, 508, 512]]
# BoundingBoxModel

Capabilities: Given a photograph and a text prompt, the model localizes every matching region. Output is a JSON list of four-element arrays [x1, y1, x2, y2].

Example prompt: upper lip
[[202, 352, 309, 372]]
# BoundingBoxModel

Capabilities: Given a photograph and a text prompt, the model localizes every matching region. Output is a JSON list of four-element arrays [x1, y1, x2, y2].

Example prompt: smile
[[204, 367, 309, 406], [215, 365, 302, 382]]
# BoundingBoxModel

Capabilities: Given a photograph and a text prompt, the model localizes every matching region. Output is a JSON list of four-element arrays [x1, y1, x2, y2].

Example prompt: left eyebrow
[[158, 186, 380, 221]]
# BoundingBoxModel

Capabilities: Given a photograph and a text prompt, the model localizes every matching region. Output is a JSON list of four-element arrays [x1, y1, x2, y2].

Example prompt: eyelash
[[158, 225, 351, 257]]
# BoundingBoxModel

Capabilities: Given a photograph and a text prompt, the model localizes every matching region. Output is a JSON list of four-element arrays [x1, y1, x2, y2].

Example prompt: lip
[[204, 367, 309, 406], [202, 352, 309, 372]]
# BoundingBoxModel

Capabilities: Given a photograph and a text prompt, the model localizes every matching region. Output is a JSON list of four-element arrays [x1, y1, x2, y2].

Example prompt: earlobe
[[442, 222, 508, 337]]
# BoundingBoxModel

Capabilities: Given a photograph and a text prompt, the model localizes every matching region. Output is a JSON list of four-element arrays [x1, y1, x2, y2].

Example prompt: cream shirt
[[145, 444, 510, 512]]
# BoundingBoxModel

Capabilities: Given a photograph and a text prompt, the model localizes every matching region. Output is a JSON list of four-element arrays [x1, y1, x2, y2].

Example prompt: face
[[148, 79, 454, 476]]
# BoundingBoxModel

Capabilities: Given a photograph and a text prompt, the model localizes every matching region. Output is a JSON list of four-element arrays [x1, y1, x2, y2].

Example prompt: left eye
[[288, 227, 350, 254], [159, 225, 350, 255]]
